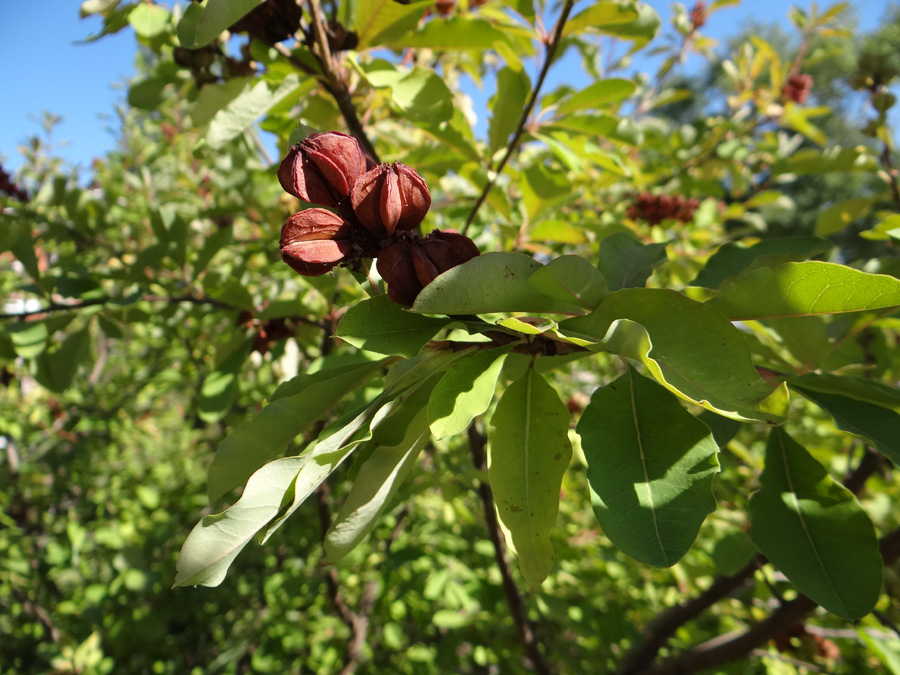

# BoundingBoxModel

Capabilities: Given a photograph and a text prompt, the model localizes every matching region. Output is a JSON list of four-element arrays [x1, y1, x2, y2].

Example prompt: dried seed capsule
[[280, 208, 353, 276], [278, 131, 369, 206], [351, 162, 431, 236]]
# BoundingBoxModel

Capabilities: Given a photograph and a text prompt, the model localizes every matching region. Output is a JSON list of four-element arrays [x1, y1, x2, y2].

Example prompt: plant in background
[[3, 1, 900, 674]]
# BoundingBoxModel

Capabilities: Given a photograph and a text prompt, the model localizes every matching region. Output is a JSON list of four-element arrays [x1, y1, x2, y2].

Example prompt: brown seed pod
[[280, 208, 353, 276]]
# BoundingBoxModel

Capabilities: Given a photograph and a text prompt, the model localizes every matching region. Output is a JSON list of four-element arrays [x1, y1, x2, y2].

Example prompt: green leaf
[[488, 366, 572, 584], [595, 3, 661, 45], [411, 252, 582, 315], [175, 399, 384, 587], [712, 530, 757, 575], [198, 340, 251, 423], [207, 75, 300, 149], [127, 77, 170, 110], [748, 428, 882, 619], [6, 321, 49, 359], [772, 146, 874, 176], [527, 255, 608, 310], [323, 400, 431, 562], [355, 0, 430, 49], [576, 368, 719, 567], [184, 0, 262, 48], [706, 261, 900, 320], [336, 295, 451, 357], [597, 233, 668, 290], [207, 359, 391, 502], [562, 2, 639, 37], [690, 236, 830, 289], [128, 3, 170, 38], [789, 376, 900, 465], [365, 66, 455, 124], [393, 15, 512, 50], [559, 289, 790, 423], [428, 347, 510, 439], [815, 197, 875, 236], [190, 77, 253, 127], [556, 78, 636, 115], [489, 67, 530, 155], [34, 329, 91, 393]]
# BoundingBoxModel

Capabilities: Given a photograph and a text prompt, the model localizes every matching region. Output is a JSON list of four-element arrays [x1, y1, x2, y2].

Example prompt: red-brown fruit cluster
[[690, 1, 707, 30], [278, 132, 480, 305], [782, 73, 813, 104], [0, 164, 28, 203], [627, 192, 701, 226]]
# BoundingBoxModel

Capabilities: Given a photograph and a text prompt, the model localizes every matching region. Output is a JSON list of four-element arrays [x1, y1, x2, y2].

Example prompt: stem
[[468, 425, 553, 675], [620, 446, 886, 674], [462, 0, 575, 235], [0, 294, 239, 321], [305, 0, 380, 162]]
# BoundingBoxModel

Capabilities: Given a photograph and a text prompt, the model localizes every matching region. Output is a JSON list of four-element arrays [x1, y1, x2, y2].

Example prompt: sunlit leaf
[[577, 368, 719, 566]]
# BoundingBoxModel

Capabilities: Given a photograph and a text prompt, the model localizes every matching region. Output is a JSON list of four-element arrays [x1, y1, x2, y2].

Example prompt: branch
[[304, 0, 380, 162], [468, 425, 554, 675], [462, 0, 575, 235], [620, 445, 886, 674], [641, 527, 900, 675], [0, 294, 239, 321]]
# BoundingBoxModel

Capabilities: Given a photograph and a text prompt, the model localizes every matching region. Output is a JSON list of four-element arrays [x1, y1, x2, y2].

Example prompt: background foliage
[[2, 1, 900, 674]]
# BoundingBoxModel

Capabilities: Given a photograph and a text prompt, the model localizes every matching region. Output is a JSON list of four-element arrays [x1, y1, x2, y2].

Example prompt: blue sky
[[0, 0, 890, 175]]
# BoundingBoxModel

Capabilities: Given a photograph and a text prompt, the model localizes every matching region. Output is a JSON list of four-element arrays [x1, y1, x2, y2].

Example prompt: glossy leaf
[[690, 236, 830, 289], [411, 252, 582, 315], [789, 377, 900, 466], [559, 289, 789, 422], [207, 75, 300, 149], [428, 347, 510, 439], [597, 233, 668, 290], [207, 359, 391, 502], [706, 261, 900, 319], [527, 255, 608, 310], [355, 0, 430, 49], [394, 16, 512, 51], [576, 368, 719, 567], [488, 366, 572, 584], [336, 295, 452, 357], [185, 0, 262, 48], [563, 2, 638, 36], [749, 428, 882, 619]]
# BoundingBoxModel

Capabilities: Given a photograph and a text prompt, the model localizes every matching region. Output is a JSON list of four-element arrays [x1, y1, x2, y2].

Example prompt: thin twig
[[0, 294, 239, 321], [640, 527, 900, 675], [462, 0, 575, 235], [468, 425, 553, 675]]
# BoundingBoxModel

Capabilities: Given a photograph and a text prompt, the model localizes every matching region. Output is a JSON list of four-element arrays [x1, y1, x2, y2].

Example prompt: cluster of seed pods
[[277, 131, 479, 305]]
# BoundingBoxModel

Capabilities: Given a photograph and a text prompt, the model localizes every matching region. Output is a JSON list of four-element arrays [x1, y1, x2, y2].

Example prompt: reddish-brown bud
[[280, 208, 353, 276], [278, 132, 369, 206], [782, 73, 813, 104], [376, 229, 480, 306], [689, 1, 707, 30], [351, 162, 431, 236]]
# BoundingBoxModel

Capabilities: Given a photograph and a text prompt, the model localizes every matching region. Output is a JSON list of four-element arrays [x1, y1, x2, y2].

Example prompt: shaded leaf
[[690, 236, 830, 289], [576, 368, 719, 567], [597, 233, 668, 290], [336, 295, 452, 357], [558, 289, 790, 422], [816, 197, 875, 236], [488, 367, 572, 584], [207, 75, 300, 149], [198, 339, 251, 423], [749, 428, 882, 619], [207, 359, 391, 502], [556, 78, 636, 115], [489, 67, 530, 155]]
